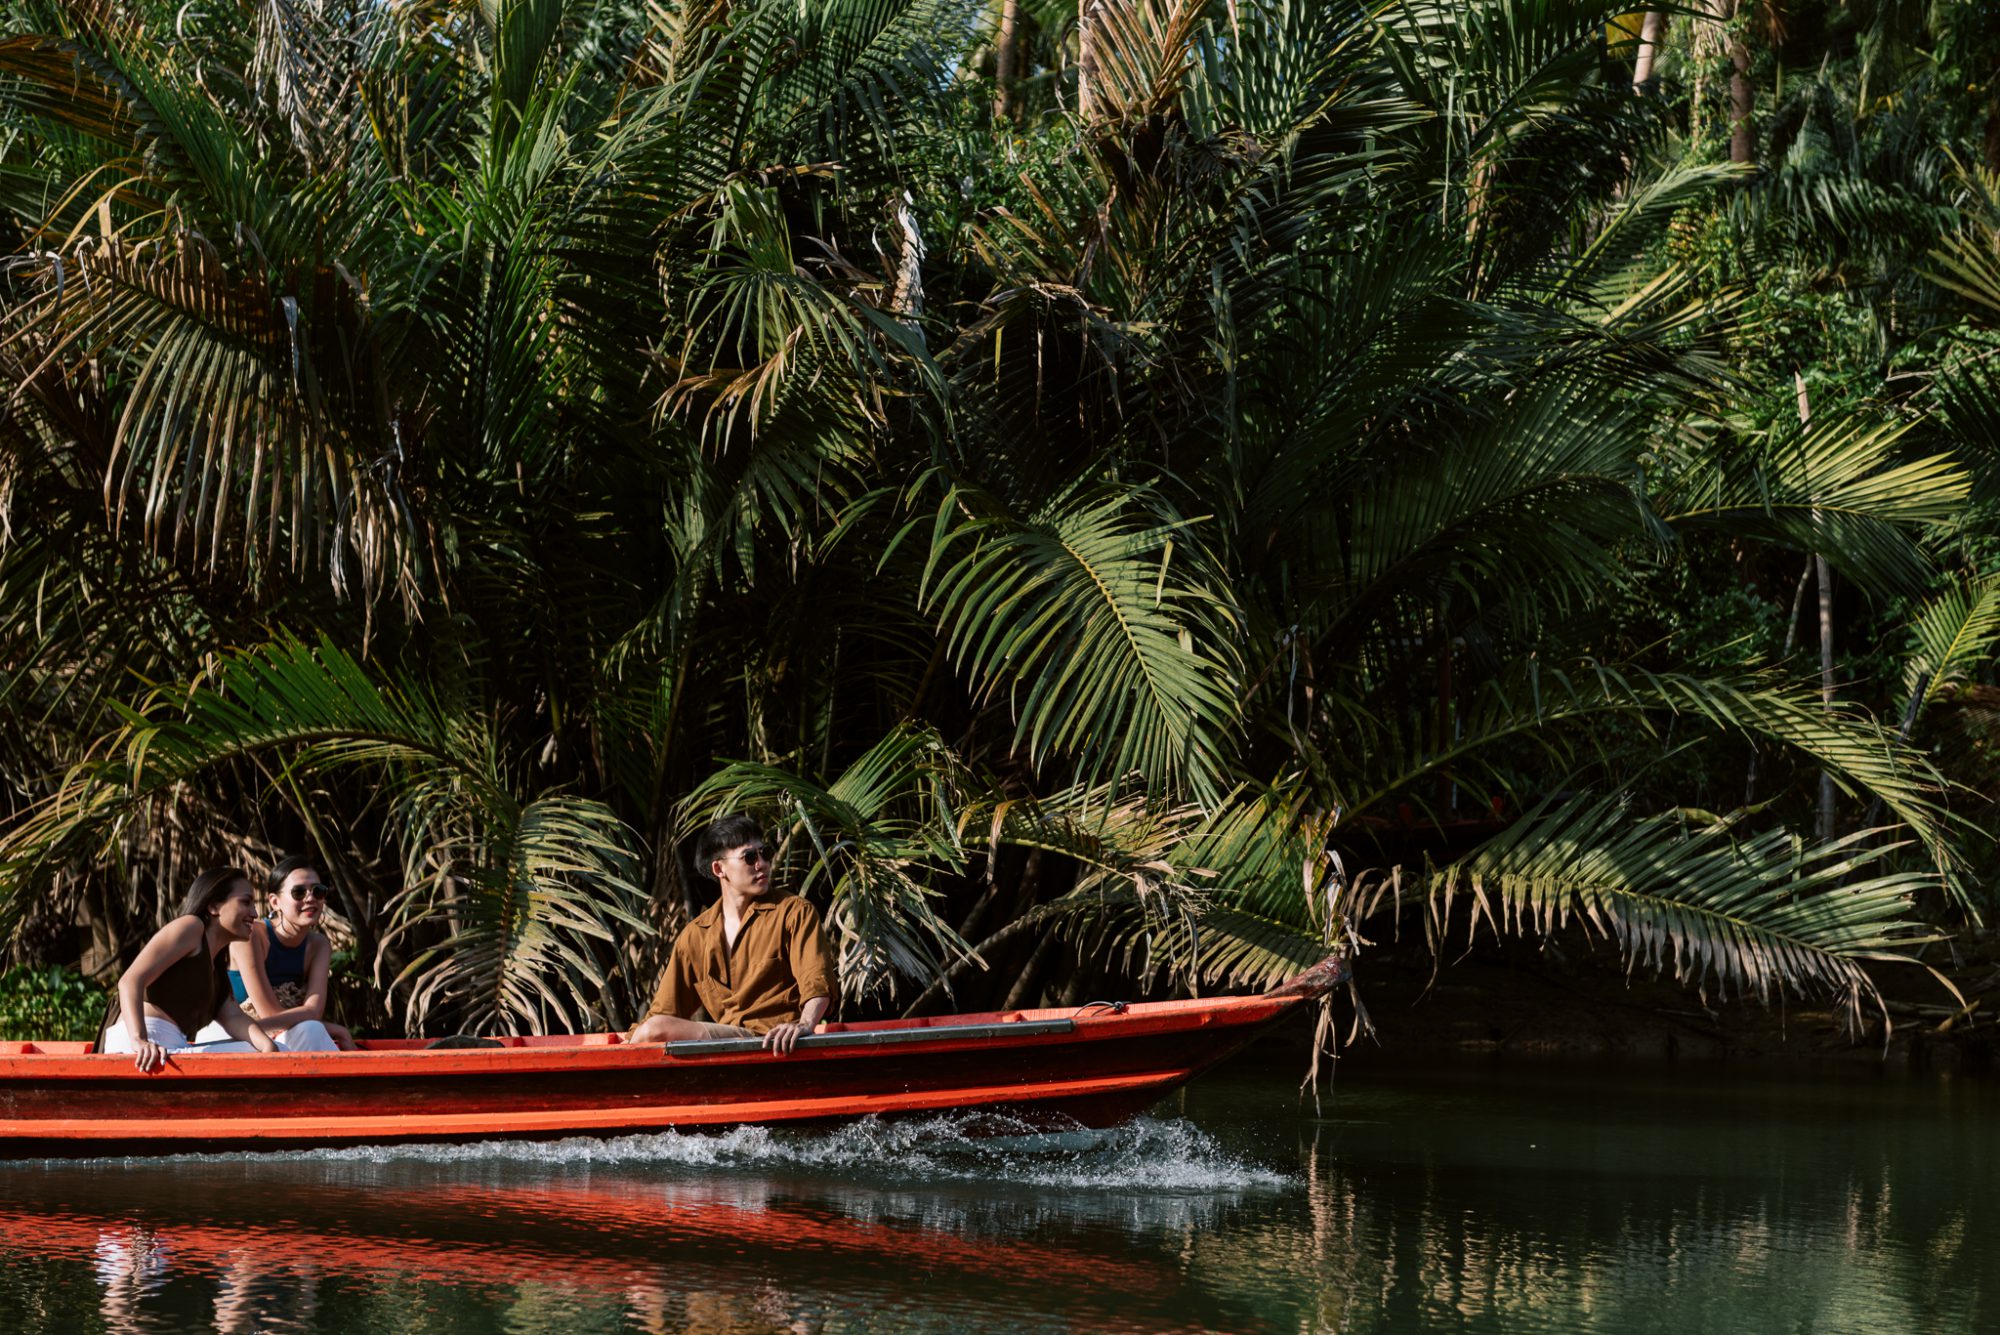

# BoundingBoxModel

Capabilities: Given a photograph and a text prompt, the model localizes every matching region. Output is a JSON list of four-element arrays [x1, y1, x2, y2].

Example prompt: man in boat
[[629, 815, 834, 1054]]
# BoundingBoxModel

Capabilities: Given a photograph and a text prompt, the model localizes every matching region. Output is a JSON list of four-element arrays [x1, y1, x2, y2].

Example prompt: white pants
[[189, 1018, 340, 1052], [104, 1016, 254, 1055]]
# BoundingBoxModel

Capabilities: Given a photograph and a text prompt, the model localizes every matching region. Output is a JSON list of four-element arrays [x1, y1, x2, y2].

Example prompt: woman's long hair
[[179, 866, 249, 920], [265, 854, 319, 900]]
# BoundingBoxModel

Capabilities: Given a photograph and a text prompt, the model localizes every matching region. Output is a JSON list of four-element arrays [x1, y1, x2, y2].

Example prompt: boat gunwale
[[0, 989, 1297, 1082]]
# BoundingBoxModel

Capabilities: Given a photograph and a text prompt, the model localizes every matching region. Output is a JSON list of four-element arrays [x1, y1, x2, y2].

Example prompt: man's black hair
[[694, 814, 764, 881], [266, 853, 321, 900]]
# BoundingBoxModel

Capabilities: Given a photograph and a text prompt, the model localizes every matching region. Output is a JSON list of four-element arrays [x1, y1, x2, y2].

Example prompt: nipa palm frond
[[1901, 576, 2000, 725], [971, 783, 1214, 980], [1176, 793, 1393, 992], [920, 482, 1244, 805], [380, 792, 648, 1036], [1432, 793, 1949, 1032], [1922, 223, 2000, 321], [1188, 905, 1331, 990], [1079, 0, 1212, 125], [1335, 660, 1958, 886], [1658, 414, 1968, 597]]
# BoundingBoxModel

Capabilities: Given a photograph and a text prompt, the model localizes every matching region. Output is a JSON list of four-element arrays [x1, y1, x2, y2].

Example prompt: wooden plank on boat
[[666, 1017, 1075, 1057]]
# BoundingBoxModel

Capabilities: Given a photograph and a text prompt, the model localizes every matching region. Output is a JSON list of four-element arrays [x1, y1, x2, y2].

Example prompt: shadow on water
[[0, 1059, 1993, 1333]]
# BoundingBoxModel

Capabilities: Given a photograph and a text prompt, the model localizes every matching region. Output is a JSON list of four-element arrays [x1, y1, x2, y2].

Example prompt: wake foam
[[62, 1114, 1290, 1193]]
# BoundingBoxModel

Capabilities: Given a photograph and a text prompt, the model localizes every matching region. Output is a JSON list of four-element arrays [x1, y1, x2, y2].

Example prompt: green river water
[[0, 1054, 1990, 1334]]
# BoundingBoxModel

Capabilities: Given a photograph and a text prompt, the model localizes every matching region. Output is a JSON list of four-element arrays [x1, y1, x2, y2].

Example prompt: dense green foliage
[[0, 966, 107, 1042], [0, 0, 1993, 1036]]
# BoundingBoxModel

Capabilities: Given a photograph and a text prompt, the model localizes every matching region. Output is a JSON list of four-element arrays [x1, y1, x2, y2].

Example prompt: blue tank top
[[228, 918, 312, 1003]]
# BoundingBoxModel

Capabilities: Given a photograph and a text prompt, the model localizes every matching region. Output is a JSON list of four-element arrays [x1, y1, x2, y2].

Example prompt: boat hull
[[0, 980, 1336, 1158]]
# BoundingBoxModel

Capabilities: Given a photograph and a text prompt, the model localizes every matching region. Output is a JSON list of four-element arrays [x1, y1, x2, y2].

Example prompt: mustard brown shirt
[[646, 894, 834, 1034]]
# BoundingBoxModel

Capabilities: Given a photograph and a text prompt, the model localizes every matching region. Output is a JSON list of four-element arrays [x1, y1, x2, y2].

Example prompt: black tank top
[[147, 918, 222, 1037]]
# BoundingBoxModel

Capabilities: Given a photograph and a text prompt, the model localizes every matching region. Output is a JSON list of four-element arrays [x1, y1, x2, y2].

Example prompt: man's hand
[[763, 995, 829, 1054], [132, 1039, 166, 1073], [761, 1021, 809, 1054]]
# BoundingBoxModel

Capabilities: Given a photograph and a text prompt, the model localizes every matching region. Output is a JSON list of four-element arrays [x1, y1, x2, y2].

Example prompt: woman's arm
[[242, 933, 332, 1031], [233, 923, 287, 1021], [116, 918, 203, 1073], [212, 995, 277, 1053]]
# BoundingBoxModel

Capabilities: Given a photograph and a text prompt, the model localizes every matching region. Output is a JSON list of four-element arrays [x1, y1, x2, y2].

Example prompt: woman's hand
[[132, 1039, 166, 1073], [213, 996, 277, 1052]]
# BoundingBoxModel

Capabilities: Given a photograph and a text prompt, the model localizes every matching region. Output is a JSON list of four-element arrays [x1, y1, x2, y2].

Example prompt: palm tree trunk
[[994, 0, 1023, 120], [1748, 556, 1815, 804], [890, 191, 925, 322], [1055, 930, 1100, 1006], [1464, 151, 1496, 289], [1003, 931, 1064, 1009], [1434, 630, 1454, 812], [1796, 372, 1836, 842], [1726, 2, 1754, 166], [77, 875, 123, 982], [1632, 12, 1666, 95], [1815, 552, 1837, 840]]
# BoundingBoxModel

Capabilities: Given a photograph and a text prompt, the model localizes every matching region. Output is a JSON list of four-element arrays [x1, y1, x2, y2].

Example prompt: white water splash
[[68, 1114, 1291, 1193]]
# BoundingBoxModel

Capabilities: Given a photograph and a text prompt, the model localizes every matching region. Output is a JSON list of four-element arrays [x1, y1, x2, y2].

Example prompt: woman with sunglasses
[[206, 855, 356, 1051]]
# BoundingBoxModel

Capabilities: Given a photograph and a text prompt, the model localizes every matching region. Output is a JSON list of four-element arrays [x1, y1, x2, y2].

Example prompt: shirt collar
[[693, 895, 779, 930]]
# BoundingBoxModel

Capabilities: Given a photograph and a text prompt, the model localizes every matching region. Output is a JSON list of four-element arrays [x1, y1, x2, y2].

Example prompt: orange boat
[[0, 954, 1344, 1158]]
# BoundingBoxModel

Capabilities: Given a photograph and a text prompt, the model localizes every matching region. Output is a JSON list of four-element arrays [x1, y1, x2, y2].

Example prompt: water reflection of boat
[[0, 955, 1344, 1157], [0, 1167, 1219, 1334], [0, 1173, 1182, 1298]]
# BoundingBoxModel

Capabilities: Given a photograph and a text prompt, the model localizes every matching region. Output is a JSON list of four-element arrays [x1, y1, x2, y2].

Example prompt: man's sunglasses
[[729, 847, 771, 867], [287, 884, 331, 903]]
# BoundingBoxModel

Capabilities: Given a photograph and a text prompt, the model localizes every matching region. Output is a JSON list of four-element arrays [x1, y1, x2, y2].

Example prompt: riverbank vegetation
[[0, 0, 1994, 1040]]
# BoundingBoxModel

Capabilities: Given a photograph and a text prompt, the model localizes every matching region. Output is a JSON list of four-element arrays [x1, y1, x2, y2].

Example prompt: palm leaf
[[1080, 0, 1213, 124], [975, 783, 1216, 980], [1658, 415, 1967, 597], [1431, 793, 1948, 1031], [919, 482, 1243, 804], [1328, 659, 1959, 880], [380, 792, 646, 1035], [1901, 577, 2000, 724], [1189, 904, 1332, 989], [1926, 227, 2000, 322]]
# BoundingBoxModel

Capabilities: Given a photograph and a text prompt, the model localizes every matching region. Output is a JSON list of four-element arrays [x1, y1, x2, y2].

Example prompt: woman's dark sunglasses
[[287, 884, 330, 903]]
